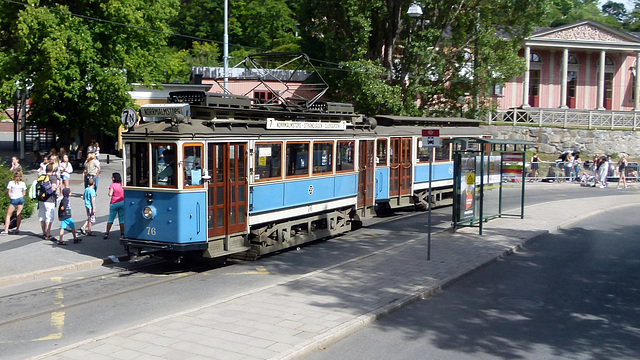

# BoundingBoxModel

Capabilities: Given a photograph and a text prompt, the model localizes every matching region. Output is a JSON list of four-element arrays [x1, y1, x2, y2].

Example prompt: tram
[[120, 90, 485, 260]]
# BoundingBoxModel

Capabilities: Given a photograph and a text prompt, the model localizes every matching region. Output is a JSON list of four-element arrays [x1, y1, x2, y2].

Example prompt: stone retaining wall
[[481, 125, 640, 157]]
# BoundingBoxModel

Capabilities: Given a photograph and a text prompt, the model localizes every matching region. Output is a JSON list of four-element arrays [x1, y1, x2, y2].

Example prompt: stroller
[[580, 172, 594, 187]]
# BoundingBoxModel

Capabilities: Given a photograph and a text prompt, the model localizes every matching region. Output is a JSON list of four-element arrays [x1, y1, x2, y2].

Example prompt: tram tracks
[[0, 258, 224, 328]]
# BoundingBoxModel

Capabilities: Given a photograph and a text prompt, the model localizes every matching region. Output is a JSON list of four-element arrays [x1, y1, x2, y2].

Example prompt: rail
[[524, 161, 640, 183], [491, 109, 640, 130]]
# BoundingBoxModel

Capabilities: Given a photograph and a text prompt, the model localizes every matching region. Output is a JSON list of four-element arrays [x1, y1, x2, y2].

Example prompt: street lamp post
[[223, 0, 229, 93]]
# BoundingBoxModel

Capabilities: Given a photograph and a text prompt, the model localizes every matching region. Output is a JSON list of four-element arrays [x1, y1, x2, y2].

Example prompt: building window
[[254, 91, 275, 104], [490, 83, 503, 96], [530, 52, 541, 62]]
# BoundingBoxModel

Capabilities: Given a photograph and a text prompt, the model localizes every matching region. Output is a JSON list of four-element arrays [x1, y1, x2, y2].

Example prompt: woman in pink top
[[104, 172, 125, 239]]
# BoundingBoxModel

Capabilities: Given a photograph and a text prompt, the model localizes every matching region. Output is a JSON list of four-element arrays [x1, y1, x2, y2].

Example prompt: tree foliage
[[0, 0, 179, 136]]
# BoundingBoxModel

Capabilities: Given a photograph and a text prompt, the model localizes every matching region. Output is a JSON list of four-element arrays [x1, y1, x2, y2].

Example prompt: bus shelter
[[451, 138, 535, 235]]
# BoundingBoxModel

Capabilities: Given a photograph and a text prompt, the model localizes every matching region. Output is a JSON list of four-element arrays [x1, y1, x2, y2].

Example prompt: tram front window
[[153, 143, 176, 187], [125, 142, 150, 187]]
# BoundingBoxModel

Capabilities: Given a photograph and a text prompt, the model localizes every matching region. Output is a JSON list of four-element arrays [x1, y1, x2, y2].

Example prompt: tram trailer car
[[120, 91, 485, 260]]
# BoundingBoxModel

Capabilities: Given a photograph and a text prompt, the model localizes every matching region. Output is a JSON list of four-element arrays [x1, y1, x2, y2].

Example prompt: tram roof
[[373, 115, 481, 127]]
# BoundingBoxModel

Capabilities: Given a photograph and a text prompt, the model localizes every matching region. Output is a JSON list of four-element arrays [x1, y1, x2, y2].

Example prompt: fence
[[491, 108, 640, 130], [525, 161, 639, 183]]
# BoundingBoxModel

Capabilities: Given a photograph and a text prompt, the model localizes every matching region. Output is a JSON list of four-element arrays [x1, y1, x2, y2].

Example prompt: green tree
[[295, 0, 547, 117], [169, 0, 299, 57], [0, 0, 179, 136]]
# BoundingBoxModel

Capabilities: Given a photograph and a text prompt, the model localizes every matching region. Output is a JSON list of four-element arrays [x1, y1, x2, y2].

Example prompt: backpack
[[36, 174, 53, 201]]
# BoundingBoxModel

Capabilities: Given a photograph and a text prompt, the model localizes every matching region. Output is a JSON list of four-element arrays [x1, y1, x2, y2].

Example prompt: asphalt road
[[305, 203, 640, 360]]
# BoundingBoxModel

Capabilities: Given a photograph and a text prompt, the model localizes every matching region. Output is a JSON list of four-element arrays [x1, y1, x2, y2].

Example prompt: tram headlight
[[142, 205, 157, 220]]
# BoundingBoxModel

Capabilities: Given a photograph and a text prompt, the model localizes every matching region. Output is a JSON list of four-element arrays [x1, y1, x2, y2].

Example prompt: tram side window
[[376, 139, 387, 165], [313, 141, 333, 175], [125, 142, 149, 187], [417, 139, 432, 162], [336, 141, 355, 172], [286, 142, 309, 177], [153, 143, 176, 187], [184, 144, 203, 187], [434, 141, 451, 162], [255, 142, 282, 181]]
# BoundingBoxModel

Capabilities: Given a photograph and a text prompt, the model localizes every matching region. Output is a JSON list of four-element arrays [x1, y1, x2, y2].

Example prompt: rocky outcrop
[[481, 125, 640, 157]]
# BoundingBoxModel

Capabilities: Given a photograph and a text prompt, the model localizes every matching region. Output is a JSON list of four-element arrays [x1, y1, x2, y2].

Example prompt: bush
[[0, 163, 36, 224]]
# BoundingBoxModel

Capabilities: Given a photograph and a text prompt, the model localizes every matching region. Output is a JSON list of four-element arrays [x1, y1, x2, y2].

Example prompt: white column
[[560, 48, 568, 108], [522, 46, 530, 108], [635, 52, 640, 111], [598, 50, 606, 110]]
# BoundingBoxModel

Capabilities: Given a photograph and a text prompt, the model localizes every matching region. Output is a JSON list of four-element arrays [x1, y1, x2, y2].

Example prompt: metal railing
[[525, 161, 639, 183], [491, 108, 640, 130]]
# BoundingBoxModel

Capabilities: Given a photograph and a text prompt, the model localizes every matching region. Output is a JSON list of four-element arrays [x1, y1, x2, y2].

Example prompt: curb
[[0, 253, 129, 286]]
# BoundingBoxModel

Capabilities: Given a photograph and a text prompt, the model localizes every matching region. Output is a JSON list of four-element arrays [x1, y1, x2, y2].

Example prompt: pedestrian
[[598, 155, 610, 188], [32, 137, 40, 166], [57, 187, 79, 245], [1, 171, 26, 235], [83, 152, 100, 193], [572, 154, 582, 181], [564, 152, 574, 181], [530, 152, 539, 182], [617, 154, 629, 189], [59, 154, 73, 189], [104, 172, 125, 239], [9, 156, 22, 173], [79, 177, 96, 236], [37, 155, 49, 176], [38, 164, 58, 240]]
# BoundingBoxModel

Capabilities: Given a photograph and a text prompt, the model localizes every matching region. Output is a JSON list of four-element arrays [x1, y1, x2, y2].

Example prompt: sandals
[[104, 234, 109, 239], [73, 237, 81, 243], [79, 228, 86, 235], [57, 240, 67, 245]]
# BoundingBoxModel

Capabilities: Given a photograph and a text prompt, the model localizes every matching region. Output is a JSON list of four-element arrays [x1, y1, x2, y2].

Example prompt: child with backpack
[[37, 164, 58, 240], [79, 177, 96, 236], [58, 187, 79, 245]]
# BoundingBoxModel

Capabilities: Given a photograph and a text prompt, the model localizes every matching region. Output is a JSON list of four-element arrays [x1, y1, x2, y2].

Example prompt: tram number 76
[[146, 227, 157, 236]]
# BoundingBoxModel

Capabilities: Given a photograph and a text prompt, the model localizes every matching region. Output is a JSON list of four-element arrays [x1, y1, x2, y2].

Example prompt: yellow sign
[[258, 156, 267, 166], [466, 173, 475, 185]]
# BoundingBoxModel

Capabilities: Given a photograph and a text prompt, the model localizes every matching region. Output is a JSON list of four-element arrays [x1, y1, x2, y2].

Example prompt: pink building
[[498, 20, 640, 112]]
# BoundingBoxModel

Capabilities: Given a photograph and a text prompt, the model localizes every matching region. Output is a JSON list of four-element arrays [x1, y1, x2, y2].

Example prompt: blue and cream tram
[[120, 91, 484, 260]]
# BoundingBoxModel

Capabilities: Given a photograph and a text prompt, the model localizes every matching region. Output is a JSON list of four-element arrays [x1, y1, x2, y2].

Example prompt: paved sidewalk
[[0, 147, 127, 286], [23, 192, 638, 360]]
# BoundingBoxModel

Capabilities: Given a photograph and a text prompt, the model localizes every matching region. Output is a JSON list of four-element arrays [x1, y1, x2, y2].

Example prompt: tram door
[[208, 143, 247, 239], [357, 140, 375, 208], [390, 137, 412, 196]]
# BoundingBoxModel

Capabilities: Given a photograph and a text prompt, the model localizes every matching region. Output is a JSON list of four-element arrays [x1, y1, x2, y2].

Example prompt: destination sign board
[[266, 118, 347, 130], [140, 104, 190, 122]]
